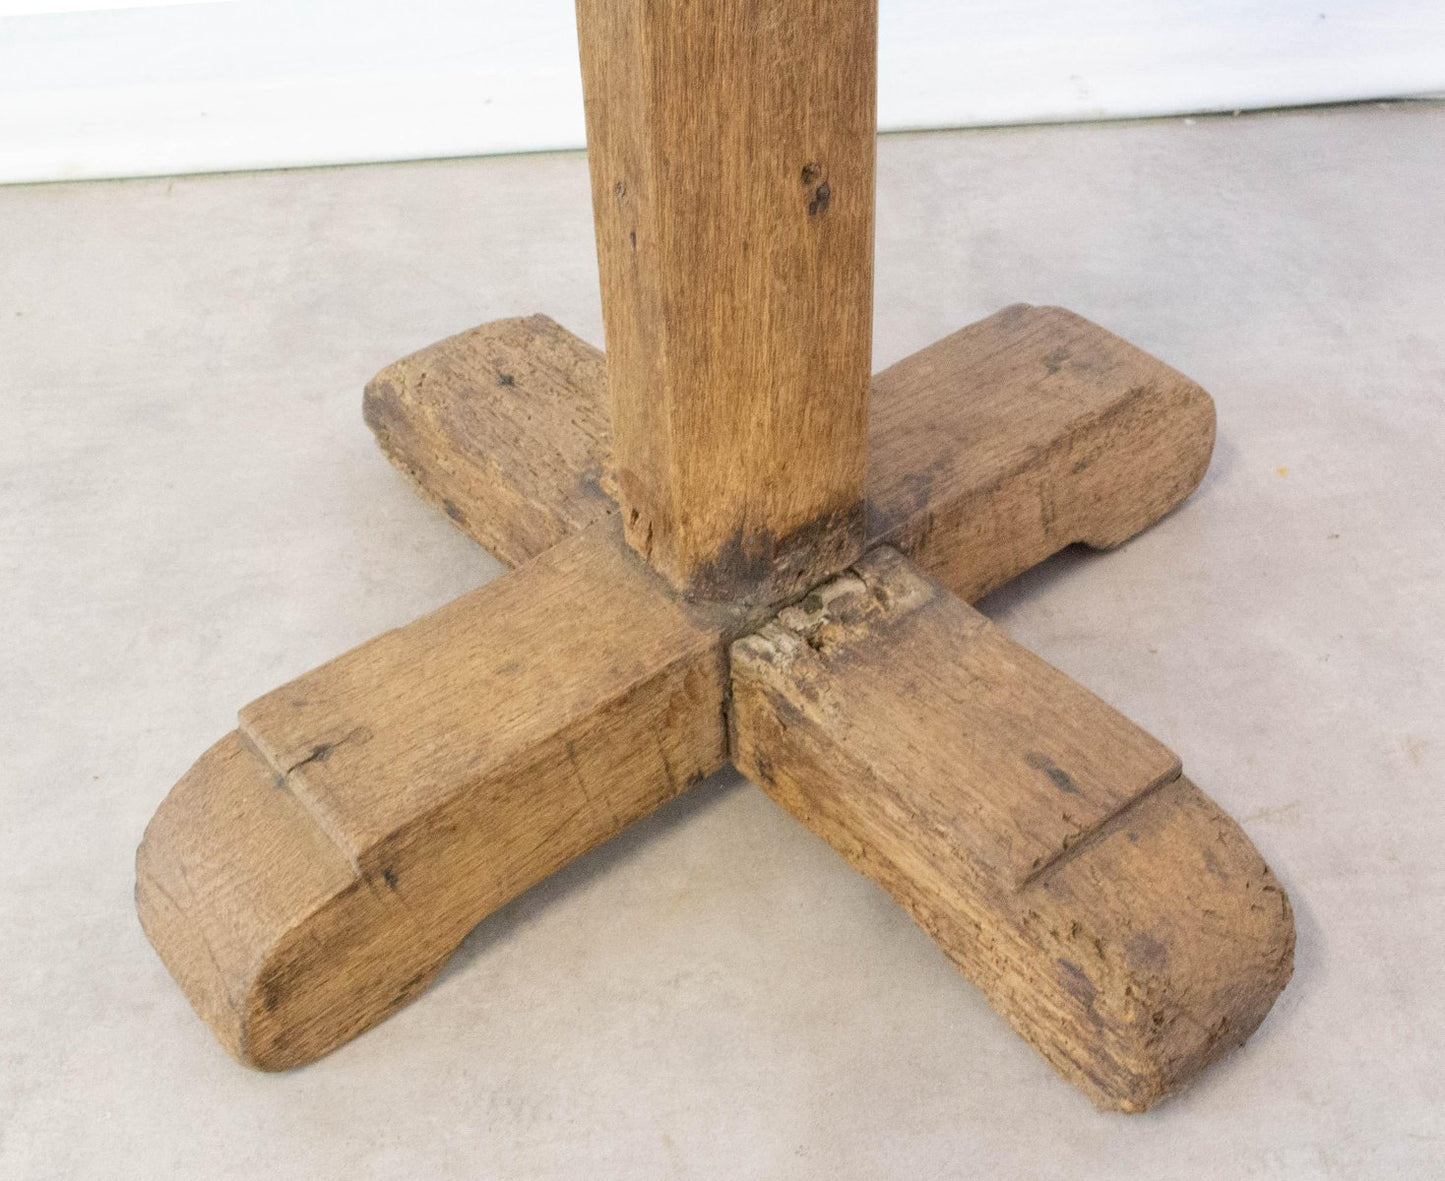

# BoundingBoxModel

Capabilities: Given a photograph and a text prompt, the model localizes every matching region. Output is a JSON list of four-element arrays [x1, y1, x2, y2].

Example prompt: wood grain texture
[[364, 304, 1214, 602], [136, 520, 739, 1068], [363, 314, 614, 568], [867, 304, 1216, 602], [729, 548, 1294, 1111], [144, 303, 1220, 1071], [576, 0, 877, 602]]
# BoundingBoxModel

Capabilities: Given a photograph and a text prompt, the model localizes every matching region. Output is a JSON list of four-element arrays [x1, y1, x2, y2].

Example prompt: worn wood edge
[[362, 314, 616, 569], [867, 304, 1217, 602], [142, 304, 1222, 1069], [363, 305, 1214, 606], [728, 550, 1293, 1112], [136, 522, 736, 1069], [136, 729, 352, 1066]]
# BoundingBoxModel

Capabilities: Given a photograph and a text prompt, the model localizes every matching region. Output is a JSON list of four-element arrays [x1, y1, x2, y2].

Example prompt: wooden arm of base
[[136, 522, 735, 1068], [363, 313, 616, 568], [363, 304, 1214, 602], [867, 304, 1216, 602], [728, 549, 1293, 1112]]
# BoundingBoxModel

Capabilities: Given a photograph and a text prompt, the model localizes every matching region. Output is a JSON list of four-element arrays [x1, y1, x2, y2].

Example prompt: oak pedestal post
[[137, 0, 1293, 1111], [576, 0, 877, 602]]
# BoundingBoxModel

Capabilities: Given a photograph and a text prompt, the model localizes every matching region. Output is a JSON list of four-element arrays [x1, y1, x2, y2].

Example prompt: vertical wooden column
[[576, 0, 877, 603]]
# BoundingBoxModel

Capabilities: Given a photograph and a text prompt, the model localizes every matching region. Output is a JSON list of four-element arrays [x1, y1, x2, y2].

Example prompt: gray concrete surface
[[2, 102, 1442, 1178]]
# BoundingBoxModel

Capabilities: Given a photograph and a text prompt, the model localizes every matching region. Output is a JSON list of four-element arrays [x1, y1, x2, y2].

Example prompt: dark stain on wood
[[1056, 957, 1096, 1012], [1027, 751, 1080, 794], [683, 499, 865, 606]]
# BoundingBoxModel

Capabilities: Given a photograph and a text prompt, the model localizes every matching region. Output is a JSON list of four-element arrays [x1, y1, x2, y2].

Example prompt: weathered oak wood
[[136, 0, 1289, 1106], [364, 313, 615, 568], [364, 304, 1214, 602], [576, 0, 877, 601], [137, 520, 740, 1068], [729, 549, 1294, 1111], [867, 304, 1215, 602], [143, 303, 1221, 1073]]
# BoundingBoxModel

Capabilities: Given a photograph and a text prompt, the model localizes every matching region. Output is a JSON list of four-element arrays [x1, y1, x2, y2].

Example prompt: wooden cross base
[[138, 307, 1291, 1110], [136, 1, 1293, 1114]]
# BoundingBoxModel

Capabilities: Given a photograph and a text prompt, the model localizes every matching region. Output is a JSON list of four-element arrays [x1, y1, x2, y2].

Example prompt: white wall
[[1, 0, 1442, 185]]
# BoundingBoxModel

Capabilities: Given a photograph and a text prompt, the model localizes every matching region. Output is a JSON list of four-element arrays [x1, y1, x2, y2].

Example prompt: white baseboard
[[1, 0, 1442, 185]]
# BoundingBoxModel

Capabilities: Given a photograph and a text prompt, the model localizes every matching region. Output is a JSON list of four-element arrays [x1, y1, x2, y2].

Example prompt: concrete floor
[[2, 102, 1442, 1178]]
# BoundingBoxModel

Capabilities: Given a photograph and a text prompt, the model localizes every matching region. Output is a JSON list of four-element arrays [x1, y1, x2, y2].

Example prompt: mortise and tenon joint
[[136, 0, 1293, 1113]]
